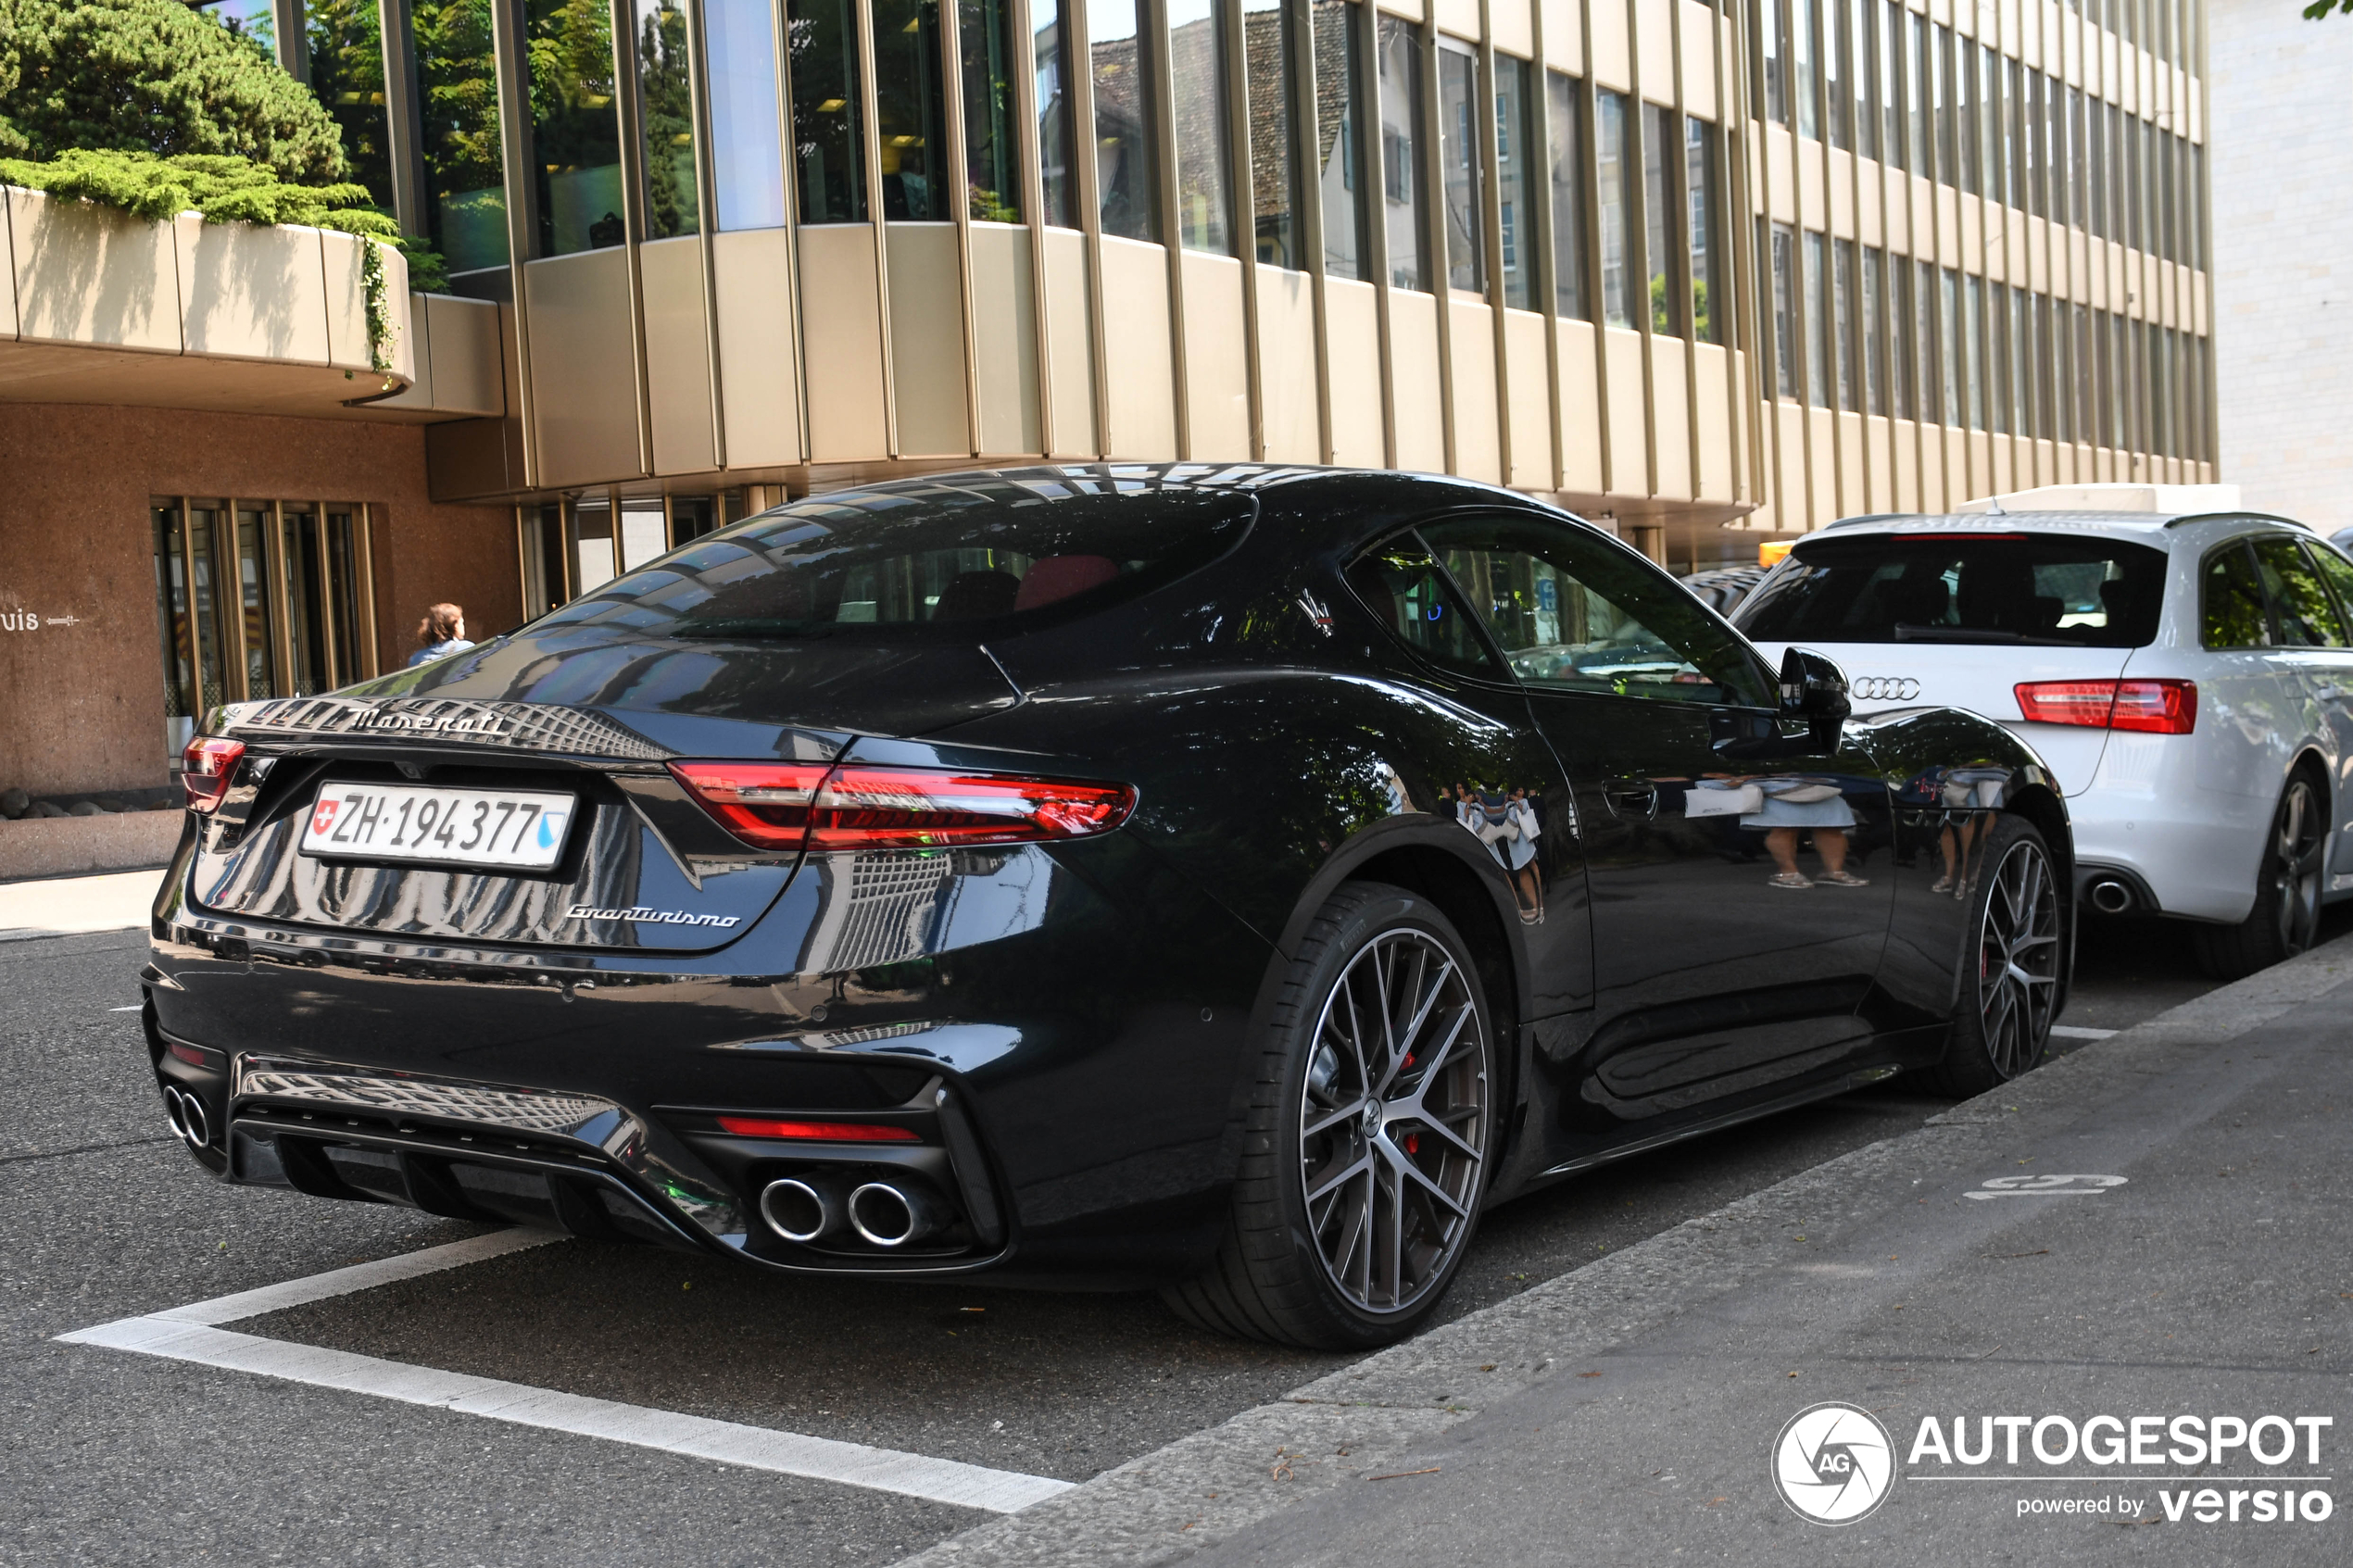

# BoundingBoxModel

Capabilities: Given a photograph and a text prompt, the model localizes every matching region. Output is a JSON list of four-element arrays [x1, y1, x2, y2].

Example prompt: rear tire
[[1922, 817, 2063, 1098], [1162, 882, 1493, 1350], [2192, 775, 2326, 982]]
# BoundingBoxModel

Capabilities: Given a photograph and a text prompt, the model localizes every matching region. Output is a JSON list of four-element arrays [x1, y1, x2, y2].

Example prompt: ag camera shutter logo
[[1773, 1402, 1899, 1524]]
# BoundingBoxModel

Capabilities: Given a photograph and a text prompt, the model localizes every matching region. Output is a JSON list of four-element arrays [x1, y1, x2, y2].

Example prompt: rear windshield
[[1733, 533, 2169, 649], [534, 473, 1253, 641]]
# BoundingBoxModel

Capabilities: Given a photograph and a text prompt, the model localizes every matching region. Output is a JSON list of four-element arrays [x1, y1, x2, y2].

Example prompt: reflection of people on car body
[[1735, 777, 1867, 889], [1505, 787, 1544, 923]]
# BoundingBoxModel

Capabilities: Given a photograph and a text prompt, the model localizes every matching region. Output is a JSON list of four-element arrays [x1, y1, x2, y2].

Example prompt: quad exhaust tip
[[758, 1177, 839, 1244], [162, 1085, 209, 1149], [848, 1180, 949, 1248]]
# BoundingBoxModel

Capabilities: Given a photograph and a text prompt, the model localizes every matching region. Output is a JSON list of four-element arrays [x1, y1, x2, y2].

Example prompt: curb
[[889, 936, 2353, 1567]]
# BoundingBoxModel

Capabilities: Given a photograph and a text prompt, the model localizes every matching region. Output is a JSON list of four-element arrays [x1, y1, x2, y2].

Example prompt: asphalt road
[[2, 905, 2342, 1566]]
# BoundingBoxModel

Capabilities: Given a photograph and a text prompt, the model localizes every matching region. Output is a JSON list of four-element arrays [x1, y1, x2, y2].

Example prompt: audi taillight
[[670, 760, 1136, 852], [181, 735, 245, 812], [2014, 679, 2196, 735], [716, 1116, 920, 1143]]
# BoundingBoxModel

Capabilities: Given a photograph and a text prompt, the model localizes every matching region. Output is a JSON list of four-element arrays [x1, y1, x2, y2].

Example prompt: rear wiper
[[1893, 624, 2079, 647], [670, 619, 838, 640]]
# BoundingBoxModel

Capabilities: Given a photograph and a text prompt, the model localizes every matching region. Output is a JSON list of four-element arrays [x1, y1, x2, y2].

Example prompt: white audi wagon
[[1736, 486, 2353, 979]]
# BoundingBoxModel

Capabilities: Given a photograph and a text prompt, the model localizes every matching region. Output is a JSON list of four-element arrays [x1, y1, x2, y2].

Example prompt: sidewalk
[[0, 868, 165, 941], [901, 940, 2353, 1567]]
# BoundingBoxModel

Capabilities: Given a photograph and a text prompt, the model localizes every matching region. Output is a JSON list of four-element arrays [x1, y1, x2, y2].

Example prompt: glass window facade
[[417, 0, 508, 274], [308, 1, 396, 216], [1033, 0, 1078, 226], [635, 0, 700, 239], [1242, 0, 1301, 269], [872, 0, 949, 220], [706, 0, 786, 231], [526, 0, 626, 256], [1643, 104, 1677, 336], [1093, 0, 1159, 241], [1547, 70, 1586, 321], [1376, 15, 1425, 293], [1314, 0, 1366, 280], [1168, 0, 1233, 253], [1494, 55, 1533, 310], [1595, 89, 1631, 328], [962, 0, 1023, 221], [1438, 44, 1482, 295], [790, 0, 866, 223]]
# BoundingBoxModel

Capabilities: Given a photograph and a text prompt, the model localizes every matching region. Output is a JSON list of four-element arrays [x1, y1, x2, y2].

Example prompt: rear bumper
[[2065, 776, 2271, 923], [143, 830, 1277, 1286]]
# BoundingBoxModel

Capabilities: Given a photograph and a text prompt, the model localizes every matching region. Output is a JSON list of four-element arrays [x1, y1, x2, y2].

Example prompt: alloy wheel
[[1975, 837, 2061, 1079], [2269, 779, 2325, 960], [1298, 931, 1487, 1314]]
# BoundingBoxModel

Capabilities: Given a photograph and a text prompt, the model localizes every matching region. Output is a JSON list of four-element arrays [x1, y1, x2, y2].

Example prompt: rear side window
[[536, 475, 1252, 640], [1735, 533, 2169, 648], [1346, 539, 1504, 680], [2310, 542, 2353, 636], [2251, 537, 2351, 649], [2202, 542, 2273, 650]]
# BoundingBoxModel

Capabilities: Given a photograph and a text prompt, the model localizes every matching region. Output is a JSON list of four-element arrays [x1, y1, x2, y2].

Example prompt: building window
[[526, 0, 626, 255], [1685, 117, 1722, 343], [1375, 16, 1427, 292], [1805, 231, 1829, 407], [1495, 54, 1536, 309], [1824, 0, 1848, 150], [872, 0, 948, 220], [1763, 0, 1786, 126], [1033, 0, 1079, 226], [706, 0, 786, 231], [1989, 283, 2010, 435], [308, 1, 396, 219], [1770, 221, 1797, 398], [416, 0, 508, 274], [1939, 267, 1961, 428], [962, 0, 1023, 221], [1169, 0, 1234, 253], [1315, 0, 1367, 279], [1963, 272, 1985, 432], [1242, 0, 1302, 269], [1596, 89, 1633, 327], [1861, 245, 1885, 416], [1910, 257, 1931, 424], [1094, 0, 1160, 240], [1833, 237, 1858, 411], [1793, 0, 1818, 141], [635, 0, 700, 239], [1910, 11, 1931, 184], [1547, 69, 1587, 320], [1933, 24, 1956, 191], [1438, 41, 1483, 293], [790, 0, 867, 223], [1644, 104, 1679, 334], [1878, 0, 1903, 169]]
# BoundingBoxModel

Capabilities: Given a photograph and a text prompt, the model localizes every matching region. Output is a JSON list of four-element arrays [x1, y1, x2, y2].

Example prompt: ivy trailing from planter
[[0, 148, 448, 370]]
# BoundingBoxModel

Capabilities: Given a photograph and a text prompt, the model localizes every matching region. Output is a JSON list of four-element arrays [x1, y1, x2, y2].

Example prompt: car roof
[[1812, 509, 2314, 546]]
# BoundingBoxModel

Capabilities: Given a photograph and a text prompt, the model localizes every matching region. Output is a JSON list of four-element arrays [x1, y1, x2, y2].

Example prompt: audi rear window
[[534, 473, 1253, 641], [1732, 533, 2169, 649]]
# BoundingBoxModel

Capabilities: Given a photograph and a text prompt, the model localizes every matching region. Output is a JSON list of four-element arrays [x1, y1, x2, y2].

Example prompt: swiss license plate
[[299, 783, 578, 871]]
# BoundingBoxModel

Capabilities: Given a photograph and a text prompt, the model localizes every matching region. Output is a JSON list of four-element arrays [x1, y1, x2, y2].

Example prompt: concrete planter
[[0, 811, 184, 881]]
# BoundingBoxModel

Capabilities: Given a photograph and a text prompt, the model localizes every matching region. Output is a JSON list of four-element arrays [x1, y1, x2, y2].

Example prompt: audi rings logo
[[1850, 676, 1921, 701], [1773, 1402, 1899, 1524]]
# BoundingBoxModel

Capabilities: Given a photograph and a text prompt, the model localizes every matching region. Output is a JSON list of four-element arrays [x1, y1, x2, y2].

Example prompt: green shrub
[[0, 0, 347, 182]]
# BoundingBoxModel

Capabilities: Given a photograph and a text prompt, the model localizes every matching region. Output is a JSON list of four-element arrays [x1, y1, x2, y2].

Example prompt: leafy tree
[[307, 0, 393, 210], [0, 0, 346, 182], [2306, 1, 2353, 18]]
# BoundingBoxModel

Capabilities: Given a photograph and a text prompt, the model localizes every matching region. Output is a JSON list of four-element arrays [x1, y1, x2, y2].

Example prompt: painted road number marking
[[1965, 1174, 2129, 1199]]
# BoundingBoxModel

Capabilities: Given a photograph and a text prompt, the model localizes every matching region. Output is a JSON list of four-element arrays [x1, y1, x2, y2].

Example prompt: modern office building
[[2208, 0, 2351, 536], [0, 0, 2217, 862]]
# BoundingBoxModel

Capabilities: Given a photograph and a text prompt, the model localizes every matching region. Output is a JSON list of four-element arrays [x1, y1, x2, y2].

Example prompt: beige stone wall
[[0, 405, 517, 797]]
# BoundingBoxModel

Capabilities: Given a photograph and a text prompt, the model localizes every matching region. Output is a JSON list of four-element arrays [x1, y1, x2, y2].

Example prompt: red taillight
[[715, 1116, 921, 1143], [2014, 679, 2196, 735], [181, 735, 245, 812], [666, 762, 830, 849], [670, 760, 1136, 853]]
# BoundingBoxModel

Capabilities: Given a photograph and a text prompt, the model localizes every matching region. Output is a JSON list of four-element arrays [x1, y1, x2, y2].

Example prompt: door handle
[[1603, 778, 1659, 819]]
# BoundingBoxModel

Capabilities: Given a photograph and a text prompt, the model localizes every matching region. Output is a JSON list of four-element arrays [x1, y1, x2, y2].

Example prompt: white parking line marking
[[56, 1229, 1074, 1514], [2049, 1024, 2118, 1040], [108, 1005, 144, 1012]]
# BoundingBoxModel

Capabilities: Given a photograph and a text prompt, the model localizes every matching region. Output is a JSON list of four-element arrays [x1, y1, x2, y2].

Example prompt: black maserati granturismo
[[146, 465, 2069, 1349]]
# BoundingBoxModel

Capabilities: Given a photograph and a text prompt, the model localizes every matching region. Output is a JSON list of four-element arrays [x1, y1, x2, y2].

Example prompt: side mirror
[[1780, 647, 1851, 753]]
